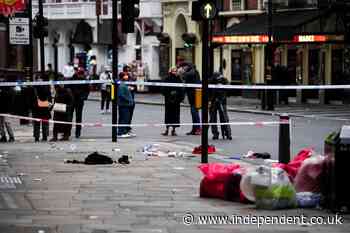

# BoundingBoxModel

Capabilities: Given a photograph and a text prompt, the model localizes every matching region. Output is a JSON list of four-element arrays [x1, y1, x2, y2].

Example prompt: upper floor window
[[232, 0, 241, 10]]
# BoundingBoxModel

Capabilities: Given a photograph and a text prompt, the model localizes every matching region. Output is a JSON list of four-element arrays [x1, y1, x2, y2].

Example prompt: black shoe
[[186, 131, 195, 135], [171, 130, 177, 136], [226, 136, 232, 140], [118, 155, 130, 164], [42, 137, 47, 142], [49, 137, 58, 142], [8, 137, 15, 142], [34, 137, 39, 142], [59, 136, 70, 141], [0, 136, 7, 142], [75, 132, 81, 139], [212, 135, 219, 140]]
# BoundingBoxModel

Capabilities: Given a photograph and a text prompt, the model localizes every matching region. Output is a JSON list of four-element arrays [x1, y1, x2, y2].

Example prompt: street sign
[[9, 17, 29, 45], [199, 1, 217, 20]]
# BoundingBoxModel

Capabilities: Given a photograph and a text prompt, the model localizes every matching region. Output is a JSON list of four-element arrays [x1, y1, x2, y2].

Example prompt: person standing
[[117, 74, 134, 138], [161, 67, 185, 136], [50, 82, 74, 141], [119, 65, 136, 136], [99, 67, 112, 114], [32, 75, 52, 142], [182, 63, 201, 135], [69, 67, 90, 138], [209, 72, 232, 140], [0, 77, 15, 142]]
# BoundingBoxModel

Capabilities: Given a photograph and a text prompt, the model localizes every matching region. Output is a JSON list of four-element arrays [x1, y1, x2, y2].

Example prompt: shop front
[[212, 9, 347, 104]]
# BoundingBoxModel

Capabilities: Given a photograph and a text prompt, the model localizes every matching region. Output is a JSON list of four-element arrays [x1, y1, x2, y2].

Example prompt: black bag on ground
[[84, 152, 114, 165]]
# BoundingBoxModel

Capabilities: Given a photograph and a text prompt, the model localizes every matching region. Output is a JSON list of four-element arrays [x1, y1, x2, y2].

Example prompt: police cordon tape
[[1, 79, 350, 90], [0, 113, 289, 128]]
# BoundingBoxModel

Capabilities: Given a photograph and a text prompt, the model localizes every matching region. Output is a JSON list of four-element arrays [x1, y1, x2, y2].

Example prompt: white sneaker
[[118, 133, 132, 138], [107, 109, 111, 114], [100, 110, 105, 114], [128, 132, 136, 137]]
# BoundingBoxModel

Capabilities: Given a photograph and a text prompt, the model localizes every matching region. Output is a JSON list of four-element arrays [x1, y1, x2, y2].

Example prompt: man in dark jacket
[[0, 78, 15, 142], [182, 63, 201, 135], [69, 68, 90, 138], [209, 72, 232, 140]]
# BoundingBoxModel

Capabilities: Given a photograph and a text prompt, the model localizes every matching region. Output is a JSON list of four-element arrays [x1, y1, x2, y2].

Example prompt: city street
[[1, 98, 349, 232]]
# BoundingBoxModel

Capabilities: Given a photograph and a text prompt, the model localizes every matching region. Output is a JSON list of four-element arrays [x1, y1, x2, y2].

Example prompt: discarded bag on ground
[[296, 192, 321, 208], [198, 163, 240, 200], [254, 167, 297, 210], [66, 152, 114, 165], [274, 148, 314, 181], [294, 155, 325, 193]]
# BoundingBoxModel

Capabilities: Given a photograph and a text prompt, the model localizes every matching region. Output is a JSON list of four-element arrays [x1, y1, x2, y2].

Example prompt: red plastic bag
[[198, 163, 240, 181], [274, 148, 313, 181], [199, 163, 241, 200]]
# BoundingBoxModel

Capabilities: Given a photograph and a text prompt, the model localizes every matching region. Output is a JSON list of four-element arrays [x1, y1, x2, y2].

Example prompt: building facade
[[32, 0, 162, 79], [161, 0, 349, 103]]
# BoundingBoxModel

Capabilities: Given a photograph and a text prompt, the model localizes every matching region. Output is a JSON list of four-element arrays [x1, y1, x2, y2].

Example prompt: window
[[232, 0, 241, 10]]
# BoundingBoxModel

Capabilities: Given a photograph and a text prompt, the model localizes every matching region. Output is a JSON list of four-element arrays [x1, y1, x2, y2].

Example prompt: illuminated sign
[[212, 34, 344, 44], [212, 35, 270, 44]]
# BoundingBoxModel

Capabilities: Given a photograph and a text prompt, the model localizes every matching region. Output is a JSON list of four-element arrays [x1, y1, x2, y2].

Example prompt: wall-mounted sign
[[9, 17, 29, 45]]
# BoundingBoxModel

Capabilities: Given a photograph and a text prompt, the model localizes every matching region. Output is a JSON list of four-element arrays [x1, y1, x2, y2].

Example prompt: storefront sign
[[213, 34, 344, 44], [9, 17, 29, 45], [212, 35, 269, 44]]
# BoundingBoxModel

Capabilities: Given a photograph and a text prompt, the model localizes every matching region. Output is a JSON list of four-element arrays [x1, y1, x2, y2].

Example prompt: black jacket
[[162, 74, 185, 104], [0, 86, 15, 114], [183, 66, 201, 105], [32, 85, 52, 119], [69, 74, 90, 102]]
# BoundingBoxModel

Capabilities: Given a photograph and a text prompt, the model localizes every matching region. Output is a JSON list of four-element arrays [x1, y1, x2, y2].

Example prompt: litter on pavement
[[198, 147, 334, 211]]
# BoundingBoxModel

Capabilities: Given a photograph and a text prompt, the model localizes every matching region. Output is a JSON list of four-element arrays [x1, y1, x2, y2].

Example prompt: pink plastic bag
[[198, 163, 240, 181], [294, 155, 325, 193], [274, 148, 313, 181]]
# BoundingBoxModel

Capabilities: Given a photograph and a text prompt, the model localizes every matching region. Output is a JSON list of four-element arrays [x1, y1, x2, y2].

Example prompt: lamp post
[[38, 0, 45, 76], [111, 0, 118, 142]]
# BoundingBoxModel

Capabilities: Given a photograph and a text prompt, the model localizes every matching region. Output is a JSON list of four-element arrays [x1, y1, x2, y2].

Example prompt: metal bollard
[[278, 113, 290, 164]]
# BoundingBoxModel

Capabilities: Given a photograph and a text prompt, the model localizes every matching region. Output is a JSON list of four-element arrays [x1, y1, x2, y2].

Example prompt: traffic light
[[33, 14, 48, 38], [121, 0, 140, 33], [191, 0, 218, 21]]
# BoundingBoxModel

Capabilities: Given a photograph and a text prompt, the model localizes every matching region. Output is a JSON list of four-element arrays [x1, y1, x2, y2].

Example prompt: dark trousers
[[71, 101, 84, 137], [100, 90, 111, 110], [209, 101, 231, 138], [127, 104, 135, 132], [190, 105, 200, 131], [33, 121, 49, 140], [118, 106, 131, 135]]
